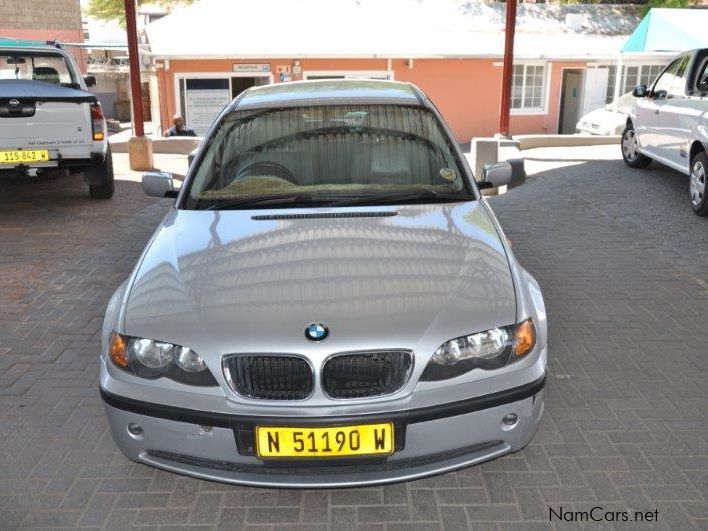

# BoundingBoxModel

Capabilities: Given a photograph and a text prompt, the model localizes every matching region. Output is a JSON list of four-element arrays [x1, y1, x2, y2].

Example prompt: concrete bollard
[[128, 136, 154, 171]]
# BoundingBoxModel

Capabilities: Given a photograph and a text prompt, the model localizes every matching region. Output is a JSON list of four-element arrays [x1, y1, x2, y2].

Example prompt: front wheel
[[86, 146, 115, 199], [621, 124, 652, 169], [690, 151, 708, 216]]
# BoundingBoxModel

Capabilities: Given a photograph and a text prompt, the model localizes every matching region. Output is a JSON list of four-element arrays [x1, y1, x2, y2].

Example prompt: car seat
[[33, 67, 60, 84]]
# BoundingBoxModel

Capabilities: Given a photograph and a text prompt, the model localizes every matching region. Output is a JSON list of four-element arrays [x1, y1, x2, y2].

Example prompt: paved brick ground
[[0, 147, 706, 529]]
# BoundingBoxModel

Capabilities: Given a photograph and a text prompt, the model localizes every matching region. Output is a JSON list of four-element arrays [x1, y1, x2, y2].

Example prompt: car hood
[[123, 202, 516, 360]]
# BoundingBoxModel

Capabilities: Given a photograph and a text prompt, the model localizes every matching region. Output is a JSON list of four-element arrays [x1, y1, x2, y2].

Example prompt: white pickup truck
[[0, 39, 113, 198], [622, 48, 708, 216]]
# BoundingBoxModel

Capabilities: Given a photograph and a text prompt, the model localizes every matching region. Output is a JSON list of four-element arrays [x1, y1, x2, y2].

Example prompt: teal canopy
[[622, 8, 708, 53], [0, 37, 53, 50]]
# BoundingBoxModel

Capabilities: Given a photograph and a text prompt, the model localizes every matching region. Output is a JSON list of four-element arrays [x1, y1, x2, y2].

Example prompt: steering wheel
[[234, 161, 296, 183]]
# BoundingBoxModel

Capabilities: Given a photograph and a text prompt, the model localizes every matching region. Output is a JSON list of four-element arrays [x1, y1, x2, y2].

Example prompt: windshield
[[183, 104, 473, 210], [0, 52, 78, 87]]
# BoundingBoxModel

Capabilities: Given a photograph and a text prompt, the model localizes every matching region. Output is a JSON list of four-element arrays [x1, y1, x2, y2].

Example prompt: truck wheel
[[86, 147, 115, 199], [621, 124, 652, 168], [690, 151, 708, 216]]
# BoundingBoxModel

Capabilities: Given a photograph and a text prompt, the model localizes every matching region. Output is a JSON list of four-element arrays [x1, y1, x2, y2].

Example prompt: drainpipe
[[498, 0, 517, 138], [125, 0, 153, 170]]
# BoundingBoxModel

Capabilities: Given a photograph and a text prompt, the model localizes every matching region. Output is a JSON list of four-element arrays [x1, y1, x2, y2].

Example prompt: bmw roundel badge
[[305, 322, 328, 341]]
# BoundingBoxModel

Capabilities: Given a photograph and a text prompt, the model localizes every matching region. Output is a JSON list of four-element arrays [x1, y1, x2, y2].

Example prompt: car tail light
[[91, 103, 106, 141]]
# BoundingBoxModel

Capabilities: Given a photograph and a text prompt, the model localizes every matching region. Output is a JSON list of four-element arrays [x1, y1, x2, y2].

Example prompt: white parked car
[[622, 49, 708, 216], [0, 39, 113, 198], [576, 92, 636, 136]]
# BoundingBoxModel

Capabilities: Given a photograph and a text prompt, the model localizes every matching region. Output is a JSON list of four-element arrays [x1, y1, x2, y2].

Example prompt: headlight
[[175, 347, 208, 372], [420, 319, 536, 381], [132, 338, 174, 368], [109, 332, 217, 386]]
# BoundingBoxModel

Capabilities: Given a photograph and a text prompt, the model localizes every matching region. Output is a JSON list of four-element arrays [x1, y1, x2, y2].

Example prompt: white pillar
[[613, 53, 624, 104]]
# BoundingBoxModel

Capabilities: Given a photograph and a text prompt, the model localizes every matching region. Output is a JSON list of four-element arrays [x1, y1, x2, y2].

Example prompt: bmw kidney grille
[[223, 355, 313, 400], [223, 351, 412, 400]]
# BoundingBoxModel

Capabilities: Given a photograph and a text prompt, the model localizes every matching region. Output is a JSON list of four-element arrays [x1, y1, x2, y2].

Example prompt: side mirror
[[632, 84, 647, 98], [83, 75, 97, 88], [142, 171, 178, 198], [653, 89, 668, 100], [482, 161, 512, 188]]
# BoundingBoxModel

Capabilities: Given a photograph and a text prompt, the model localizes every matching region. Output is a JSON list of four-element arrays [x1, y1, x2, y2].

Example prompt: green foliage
[[85, 0, 194, 26], [642, 0, 700, 12]]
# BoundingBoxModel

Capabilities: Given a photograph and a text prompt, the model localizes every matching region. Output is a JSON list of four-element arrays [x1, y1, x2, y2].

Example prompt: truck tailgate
[[0, 80, 96, 151], [0, 101, 92, 147]]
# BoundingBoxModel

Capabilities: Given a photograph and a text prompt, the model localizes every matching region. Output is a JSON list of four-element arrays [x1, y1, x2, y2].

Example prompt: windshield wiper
[[200, 190, 473, 210], [204, 193, 317, 210], [326, 190, 473, 208]]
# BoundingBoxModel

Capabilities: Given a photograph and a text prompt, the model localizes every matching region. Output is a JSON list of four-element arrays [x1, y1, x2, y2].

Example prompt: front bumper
[[101, 376, 545, 488]]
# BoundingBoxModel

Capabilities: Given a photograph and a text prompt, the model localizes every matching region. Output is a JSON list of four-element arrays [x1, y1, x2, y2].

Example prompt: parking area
[[0, 145, 706, 529]]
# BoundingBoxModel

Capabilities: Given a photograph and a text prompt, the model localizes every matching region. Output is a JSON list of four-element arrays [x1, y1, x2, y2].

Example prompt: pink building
[[145, 1, 670, 142]]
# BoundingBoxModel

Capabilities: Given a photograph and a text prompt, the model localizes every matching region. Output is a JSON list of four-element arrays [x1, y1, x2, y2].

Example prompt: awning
[[622, 8, 708, 53], [64, 43, 128, 50]]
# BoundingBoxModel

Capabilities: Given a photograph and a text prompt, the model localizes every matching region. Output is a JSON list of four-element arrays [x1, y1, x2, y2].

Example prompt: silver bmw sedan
[[100, 80, 547, 488]]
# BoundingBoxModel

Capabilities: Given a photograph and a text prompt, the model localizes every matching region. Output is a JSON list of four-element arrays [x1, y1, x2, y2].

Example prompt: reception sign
[[233, 63, 271, 73]]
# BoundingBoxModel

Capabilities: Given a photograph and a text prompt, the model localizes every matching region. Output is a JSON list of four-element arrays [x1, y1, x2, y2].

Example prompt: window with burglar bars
[[601, 63, 669, 103], [511, 63, 546, 111], [622, 64, 665, 94]]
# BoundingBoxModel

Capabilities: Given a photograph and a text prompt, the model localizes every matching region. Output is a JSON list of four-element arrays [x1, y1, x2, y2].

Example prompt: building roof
[[146, 0, 640, 60], [233, 79, 420, 110], [81, 17, 127, 48], [622, 8, 708, 54]]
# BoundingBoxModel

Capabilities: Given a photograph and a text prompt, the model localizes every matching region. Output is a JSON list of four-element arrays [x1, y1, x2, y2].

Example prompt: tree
[[85, 0, 194, 26], [643, 0, 700, 9]]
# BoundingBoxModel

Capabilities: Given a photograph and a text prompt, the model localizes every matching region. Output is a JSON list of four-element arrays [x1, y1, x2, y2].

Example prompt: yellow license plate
[[256, 423, 394, 458], [0, 149, 49, 164]]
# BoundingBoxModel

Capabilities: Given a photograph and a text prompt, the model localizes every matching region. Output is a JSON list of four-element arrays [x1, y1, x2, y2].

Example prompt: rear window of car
[[184, 104, 470, 209], [0, 52, 77, 86]]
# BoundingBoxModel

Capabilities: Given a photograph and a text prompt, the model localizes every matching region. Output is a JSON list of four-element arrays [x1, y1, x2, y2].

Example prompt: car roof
[[231, 79, 424, 111]]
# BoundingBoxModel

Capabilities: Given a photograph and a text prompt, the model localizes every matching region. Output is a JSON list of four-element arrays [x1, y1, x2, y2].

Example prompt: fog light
[[127, 423, 144, 439], [501, 413, 518, 430]]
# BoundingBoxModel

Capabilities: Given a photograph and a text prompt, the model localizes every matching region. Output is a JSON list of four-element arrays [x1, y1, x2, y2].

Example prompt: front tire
[[86, 146, 115, 199], [621, 124, 652, 168], [690, 151, 708, 216]]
